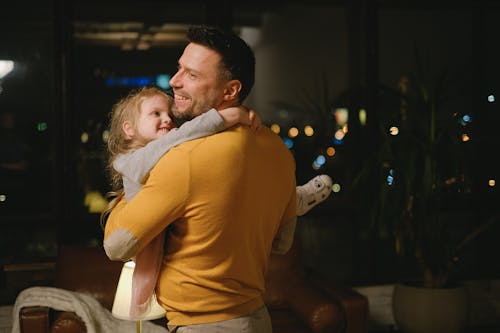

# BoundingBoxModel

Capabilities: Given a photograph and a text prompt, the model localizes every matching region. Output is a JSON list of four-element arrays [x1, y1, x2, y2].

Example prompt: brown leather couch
[[18, 242, 368, 333]]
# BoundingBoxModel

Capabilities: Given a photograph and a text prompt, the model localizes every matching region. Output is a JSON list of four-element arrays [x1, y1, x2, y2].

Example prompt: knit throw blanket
[[11, 286, 167, 333]]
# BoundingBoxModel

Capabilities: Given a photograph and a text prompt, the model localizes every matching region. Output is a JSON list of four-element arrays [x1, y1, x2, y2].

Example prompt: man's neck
[[214, 100, 240, 111]]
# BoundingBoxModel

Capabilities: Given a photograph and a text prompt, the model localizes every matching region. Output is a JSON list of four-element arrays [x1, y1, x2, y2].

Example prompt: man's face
[[169, 43, 227, 120]]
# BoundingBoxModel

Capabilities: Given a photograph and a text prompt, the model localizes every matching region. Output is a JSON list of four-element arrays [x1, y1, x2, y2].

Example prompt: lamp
[[0, 60, 14, 79], [112, 261, 165, 333]]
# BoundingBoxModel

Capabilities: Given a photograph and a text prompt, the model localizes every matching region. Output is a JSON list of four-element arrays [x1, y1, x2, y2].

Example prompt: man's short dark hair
[[187, 25, 255, 103]]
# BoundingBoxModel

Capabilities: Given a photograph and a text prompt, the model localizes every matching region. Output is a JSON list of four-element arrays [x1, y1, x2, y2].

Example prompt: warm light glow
[[136, 41, 151, 51], [270, 124, 280, 134], [0, 60, 14, 79], [112, 261, 166, 321], [304, 125, 314, 137], [359, 108, 367, 126], [81, 132, 89, 143], [489, 179, 496, 187], [342, 124, 349, 133], [326, 147, 336, 156], [0, 194, 6, 202], [390, 126, 399, 136], [445, 177, 457, 185], [332, 183, 341, 193], [288, 127, 299, 138], [84, 191, 108, 213], [102, 130, 110, 142], [461, 133, 470, 142], [334, 108, 349, 126]]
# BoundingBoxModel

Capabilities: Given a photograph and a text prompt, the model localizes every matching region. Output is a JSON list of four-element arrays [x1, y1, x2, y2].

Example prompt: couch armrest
[[19, 306, 49, 333], [20, 306, 87, 333], [311, 278, 369, 333], [51, 311, 87, 333], [286, 280, 346, 333]]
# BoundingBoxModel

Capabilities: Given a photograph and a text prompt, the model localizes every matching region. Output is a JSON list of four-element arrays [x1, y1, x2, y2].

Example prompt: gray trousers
[[167, 306, 272, 333]]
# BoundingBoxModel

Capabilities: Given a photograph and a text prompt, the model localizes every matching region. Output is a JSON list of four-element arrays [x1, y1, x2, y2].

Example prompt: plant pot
[[392, 283, 468, 333]]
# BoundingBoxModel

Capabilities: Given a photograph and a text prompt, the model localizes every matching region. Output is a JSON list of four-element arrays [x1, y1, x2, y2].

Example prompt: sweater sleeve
[[114, 109, 224, 201], [104, 148, 190, 262]]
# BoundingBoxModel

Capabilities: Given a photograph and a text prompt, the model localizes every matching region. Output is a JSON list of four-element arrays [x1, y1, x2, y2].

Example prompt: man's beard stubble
[[171, 104, 195, 127], [171, 100, 218, 127]]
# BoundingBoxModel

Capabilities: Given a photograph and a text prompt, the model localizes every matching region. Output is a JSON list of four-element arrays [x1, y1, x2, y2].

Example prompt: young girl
[[102, 86, 332, 319]]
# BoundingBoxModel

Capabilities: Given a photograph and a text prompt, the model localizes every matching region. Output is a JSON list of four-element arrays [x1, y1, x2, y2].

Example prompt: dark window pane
[[0, 21, 55, 219]]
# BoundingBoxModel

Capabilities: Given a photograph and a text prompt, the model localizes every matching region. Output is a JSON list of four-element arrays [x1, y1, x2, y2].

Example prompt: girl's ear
[[122, 120, 135, 139], [222, 80, 242, 102]]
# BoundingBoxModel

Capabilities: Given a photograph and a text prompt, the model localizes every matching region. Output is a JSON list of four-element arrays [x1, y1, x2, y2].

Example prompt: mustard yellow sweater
[[104, 125, 296, 325]]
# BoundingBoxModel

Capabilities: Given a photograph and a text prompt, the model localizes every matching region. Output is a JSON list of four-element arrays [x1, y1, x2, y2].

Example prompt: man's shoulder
[[156, 125, 290, 159]]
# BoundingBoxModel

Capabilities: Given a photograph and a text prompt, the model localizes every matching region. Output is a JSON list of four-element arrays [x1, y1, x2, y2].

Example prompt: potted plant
[[352, 52, 499, 333]]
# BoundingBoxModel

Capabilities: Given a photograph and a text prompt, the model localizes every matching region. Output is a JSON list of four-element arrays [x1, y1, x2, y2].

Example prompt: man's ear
[[122, 121, 135, 139], [223, 80, 242, 102]]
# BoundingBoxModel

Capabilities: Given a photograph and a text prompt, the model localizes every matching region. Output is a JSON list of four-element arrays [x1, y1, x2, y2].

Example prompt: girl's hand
[[248, 109, 261, 132], [219, 105, 260, 131]]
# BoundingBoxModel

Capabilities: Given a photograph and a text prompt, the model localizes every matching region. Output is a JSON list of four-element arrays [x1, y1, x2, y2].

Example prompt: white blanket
[[11, 286, 167, 333]]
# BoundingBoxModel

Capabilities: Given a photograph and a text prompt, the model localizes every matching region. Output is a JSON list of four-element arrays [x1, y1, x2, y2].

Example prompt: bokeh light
[[81, 132, 89, 143], [270, 124, 280, 134], [37, 122, 48, 132], [102, 129, 110, 143], [304, 125, 314, 137], [334, 108, 349, 126], [283, 137, 294, 149], [359, 108, 367, 126], [288, 127, 299, 138]]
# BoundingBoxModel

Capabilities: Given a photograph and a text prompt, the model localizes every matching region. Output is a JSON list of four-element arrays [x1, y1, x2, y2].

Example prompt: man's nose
[[169, 71, 181, 88]]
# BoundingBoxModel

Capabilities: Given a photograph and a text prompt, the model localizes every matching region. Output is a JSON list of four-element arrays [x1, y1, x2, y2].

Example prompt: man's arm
[[114, 108, 224, 192], [104, 149, 190, 261], [271, 180, 297, 254]]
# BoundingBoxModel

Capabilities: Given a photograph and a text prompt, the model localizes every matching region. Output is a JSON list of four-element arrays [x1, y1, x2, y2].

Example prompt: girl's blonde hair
[[100, 86, 171, 227]]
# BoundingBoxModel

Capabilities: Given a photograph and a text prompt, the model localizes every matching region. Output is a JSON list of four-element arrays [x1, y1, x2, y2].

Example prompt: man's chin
[[172, 109, 195, 125]]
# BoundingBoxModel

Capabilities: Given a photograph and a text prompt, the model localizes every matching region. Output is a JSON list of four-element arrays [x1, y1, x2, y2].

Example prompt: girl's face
[[135, 94, 174, 143]]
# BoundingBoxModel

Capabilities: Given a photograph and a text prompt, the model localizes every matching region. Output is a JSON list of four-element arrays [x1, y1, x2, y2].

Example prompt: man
[[104, 26, 296, 332]]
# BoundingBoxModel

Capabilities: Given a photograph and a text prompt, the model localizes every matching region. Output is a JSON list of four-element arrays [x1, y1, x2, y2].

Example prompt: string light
[[326, 147, 336, 156], [304, 125, 314, 137], [288, 127, 299, 138], [270, 124, 280, 134]]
